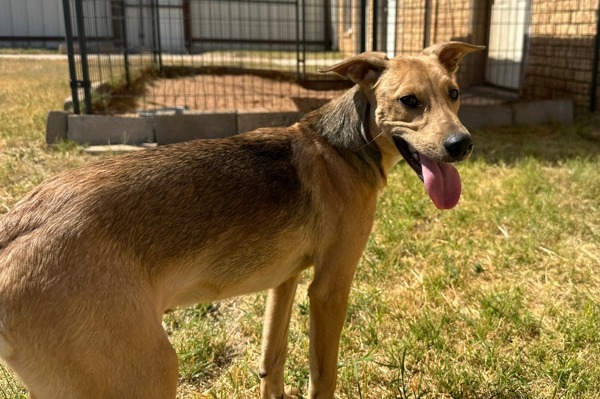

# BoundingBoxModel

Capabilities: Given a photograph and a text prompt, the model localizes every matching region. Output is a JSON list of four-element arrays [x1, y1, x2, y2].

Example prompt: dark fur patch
[[300, 87, 383, 184], [100, 133, 309, 263]]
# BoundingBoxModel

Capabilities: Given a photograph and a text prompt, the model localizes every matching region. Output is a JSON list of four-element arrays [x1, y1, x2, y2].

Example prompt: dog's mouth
[[392, 135, 462, 210]]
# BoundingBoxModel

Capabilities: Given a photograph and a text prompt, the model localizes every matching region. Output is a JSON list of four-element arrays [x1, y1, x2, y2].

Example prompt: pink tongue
[[420, 155, 462, 209]]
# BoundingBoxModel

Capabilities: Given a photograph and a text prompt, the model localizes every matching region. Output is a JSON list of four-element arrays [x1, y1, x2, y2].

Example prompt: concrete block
[[46, 111, 69, 144], [155, 111, 237, 145], [63, 96, 74, 112], [68, 115, 155, 145], [459, 104, 513, 130], [85, 144, 147, 154], [237, 110, 303, 133], [512, 99, 574, 126]]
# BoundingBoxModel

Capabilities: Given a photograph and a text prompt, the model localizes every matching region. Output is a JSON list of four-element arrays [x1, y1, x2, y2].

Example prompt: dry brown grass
[[0, 58, 93, 214]]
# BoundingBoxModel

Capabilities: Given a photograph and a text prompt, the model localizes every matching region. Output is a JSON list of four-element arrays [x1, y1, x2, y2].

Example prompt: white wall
[[0, 0, 65, 46], [189, 0, 326, 51]]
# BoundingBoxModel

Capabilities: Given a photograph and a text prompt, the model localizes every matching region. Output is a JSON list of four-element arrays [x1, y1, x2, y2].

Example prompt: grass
[[0, 48, 59, 55], [1, 57, 600, 398]]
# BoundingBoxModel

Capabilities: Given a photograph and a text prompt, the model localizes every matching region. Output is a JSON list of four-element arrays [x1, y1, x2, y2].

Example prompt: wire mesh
[[61, 0, 600, 114]]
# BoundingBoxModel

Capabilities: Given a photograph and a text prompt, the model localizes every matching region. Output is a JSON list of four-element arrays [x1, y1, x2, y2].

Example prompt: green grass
[[1, 58, 600, 398]]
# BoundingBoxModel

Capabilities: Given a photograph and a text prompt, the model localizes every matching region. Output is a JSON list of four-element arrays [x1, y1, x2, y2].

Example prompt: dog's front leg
[[307, 252, 362, 398], [260, 274, 301, 399]]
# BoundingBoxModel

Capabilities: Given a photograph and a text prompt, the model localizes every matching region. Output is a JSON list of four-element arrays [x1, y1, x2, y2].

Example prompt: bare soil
[[142, 74, 346, 112]]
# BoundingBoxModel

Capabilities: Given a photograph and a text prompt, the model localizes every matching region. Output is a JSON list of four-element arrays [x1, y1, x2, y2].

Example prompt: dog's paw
[[283, 386, 302, 398]]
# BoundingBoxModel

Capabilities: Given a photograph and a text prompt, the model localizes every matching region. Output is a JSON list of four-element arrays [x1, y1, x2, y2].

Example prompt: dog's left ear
[[422, 42, 485, 74], [320, 52, 389, 88]]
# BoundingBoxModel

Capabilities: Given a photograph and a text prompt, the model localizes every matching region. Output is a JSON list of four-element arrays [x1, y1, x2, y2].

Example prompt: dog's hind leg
[[4, 284, 178, 399], [20, 311, 177, 399], [259, 274, 301, 399]]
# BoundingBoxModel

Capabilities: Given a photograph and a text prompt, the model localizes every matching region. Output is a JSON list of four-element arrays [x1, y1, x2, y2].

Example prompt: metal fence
[[61, 0, 600, 115]]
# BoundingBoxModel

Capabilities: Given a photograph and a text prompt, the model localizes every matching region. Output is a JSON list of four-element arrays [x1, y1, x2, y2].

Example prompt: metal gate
[[61, 0, 322, 114]]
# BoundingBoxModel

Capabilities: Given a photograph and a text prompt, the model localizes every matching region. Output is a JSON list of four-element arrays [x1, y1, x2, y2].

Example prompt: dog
[[0, 41, 483, 399]]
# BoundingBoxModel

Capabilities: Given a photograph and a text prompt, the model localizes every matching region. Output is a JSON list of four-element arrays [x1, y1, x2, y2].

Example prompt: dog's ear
[[422, 42, 485, 74], [320, 52, 389, 87]]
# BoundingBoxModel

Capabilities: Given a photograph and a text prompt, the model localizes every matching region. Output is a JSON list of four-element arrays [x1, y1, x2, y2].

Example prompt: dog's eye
[[449, 88, 460, 100], [400, 95, 420, 108]]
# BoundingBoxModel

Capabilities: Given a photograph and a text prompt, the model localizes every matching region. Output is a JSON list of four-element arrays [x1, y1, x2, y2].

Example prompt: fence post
[[302, 0, 307, 76], [372, 0, 378, 51], [360, 0, 367, 52], [423, 0, 431, 49], [183, 0, 191, 53], [73, 0, 93, 114], [323, 0, 332, 49], [119, 0, 132, 86], [62, 0, 80, 114], [296, 0, 306, 80], [151, 0, 161, 73], [590, 4, 600, 112]]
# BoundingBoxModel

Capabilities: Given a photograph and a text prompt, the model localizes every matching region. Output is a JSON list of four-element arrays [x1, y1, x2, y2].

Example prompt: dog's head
[[321, 42, 484, 209]]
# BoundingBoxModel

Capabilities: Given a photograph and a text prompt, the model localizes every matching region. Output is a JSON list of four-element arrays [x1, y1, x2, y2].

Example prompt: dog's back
[[1, 129, 309, 267]]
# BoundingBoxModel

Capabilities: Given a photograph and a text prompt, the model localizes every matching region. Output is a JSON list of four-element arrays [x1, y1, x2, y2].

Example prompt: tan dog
[[0, 42, 483, 399]]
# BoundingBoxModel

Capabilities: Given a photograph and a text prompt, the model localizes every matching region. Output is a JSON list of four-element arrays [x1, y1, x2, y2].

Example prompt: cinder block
[[237, 110, 303, 133], [155, 111, 237, 145], [85, 144, 146, 154], [46, 111, 69, 144], [68, 115, 155, 145], [459, 104, 513, 130], [512, 99, 574, 126]]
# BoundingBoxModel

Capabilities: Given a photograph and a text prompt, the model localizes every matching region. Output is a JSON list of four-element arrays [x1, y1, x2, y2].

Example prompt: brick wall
[[392, 0, 473, 56], [337, 0, 473, 57], [394, 0, 427, 55], [335, 0, 599, 109], [521, 0, 599, 110], [336, 0, 361, 54], [393, 0, 479, 88]]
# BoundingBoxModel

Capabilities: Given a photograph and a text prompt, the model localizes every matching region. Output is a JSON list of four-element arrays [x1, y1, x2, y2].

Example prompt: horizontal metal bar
[[190, 38, 323, 45], [0, 36, 115, 42], [123, 3, 182, 9], [195, 0, 297, 4], [0, 36, 65, 41]]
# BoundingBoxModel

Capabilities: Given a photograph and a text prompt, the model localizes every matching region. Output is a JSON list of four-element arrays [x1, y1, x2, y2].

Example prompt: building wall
[[394, 0, 473, 55], [336, 0, 361, 54], [0, 0, 65, 47], [336, 0, 599, 108], [392, 0, 481, 89], [336, 0, 484, 88], [521, 0, 599, 109], [190, 0, 328, 52]]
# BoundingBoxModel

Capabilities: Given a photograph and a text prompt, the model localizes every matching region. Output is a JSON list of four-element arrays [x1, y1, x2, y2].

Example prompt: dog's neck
[[300, 86, 384, 186]]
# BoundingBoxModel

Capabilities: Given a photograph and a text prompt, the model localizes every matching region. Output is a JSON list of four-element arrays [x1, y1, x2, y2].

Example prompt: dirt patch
[[141, 74, 346, 113]]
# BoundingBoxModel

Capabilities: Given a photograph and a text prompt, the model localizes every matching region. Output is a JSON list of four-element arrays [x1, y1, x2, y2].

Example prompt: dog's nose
[[444, 132, 473, 160]]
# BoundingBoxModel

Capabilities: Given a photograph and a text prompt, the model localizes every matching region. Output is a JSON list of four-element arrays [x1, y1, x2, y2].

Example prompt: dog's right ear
[[320, 52, 389, 88]]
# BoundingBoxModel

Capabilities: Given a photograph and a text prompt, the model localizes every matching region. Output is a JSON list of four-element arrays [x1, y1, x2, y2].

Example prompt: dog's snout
[[444, 133, 473, 160]]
